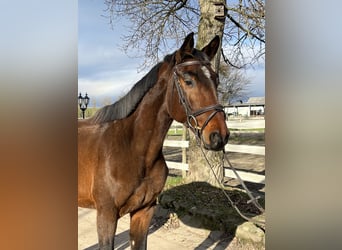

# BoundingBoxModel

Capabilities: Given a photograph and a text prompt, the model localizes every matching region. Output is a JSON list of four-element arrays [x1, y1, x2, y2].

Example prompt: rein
[[172, 61, 265, 226], [173, 60, 225, 139], [192, 128, 265, 226], [202, 146, 266, 227]]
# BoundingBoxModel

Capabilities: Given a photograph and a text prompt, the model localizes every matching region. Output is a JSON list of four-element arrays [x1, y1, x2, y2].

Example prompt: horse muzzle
[[204, 130, 229, 151], [185, 105, 230, 151]]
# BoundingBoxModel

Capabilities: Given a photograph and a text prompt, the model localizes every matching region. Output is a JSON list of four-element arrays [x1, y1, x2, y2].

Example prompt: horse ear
[[175, 32, 194, 63], [201, 35, 220, 61]]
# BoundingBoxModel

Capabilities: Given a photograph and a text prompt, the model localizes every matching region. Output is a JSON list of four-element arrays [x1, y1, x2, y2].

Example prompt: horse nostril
[[209, 131, 223, 150]]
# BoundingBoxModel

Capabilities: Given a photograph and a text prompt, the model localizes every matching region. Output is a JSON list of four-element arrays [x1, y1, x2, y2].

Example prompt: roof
[[247, 97, 265, 105], [225, 96, 265, 107]]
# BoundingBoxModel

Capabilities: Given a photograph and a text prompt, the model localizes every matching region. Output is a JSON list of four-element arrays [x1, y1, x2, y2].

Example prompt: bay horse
[[78, 32, 230, 250]]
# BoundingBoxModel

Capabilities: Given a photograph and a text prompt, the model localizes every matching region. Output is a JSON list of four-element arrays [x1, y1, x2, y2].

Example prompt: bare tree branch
[[218, 61, 251, 104], [104, 0, 265, 70], [226, 12, 265, 43]]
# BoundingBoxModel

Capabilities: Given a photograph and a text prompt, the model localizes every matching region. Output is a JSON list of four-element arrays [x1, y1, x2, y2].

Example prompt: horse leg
[[129, 204, 155, 250], [96, 205, 118, 250]]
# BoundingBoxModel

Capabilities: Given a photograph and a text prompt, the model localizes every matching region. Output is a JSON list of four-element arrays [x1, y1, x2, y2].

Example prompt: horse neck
[[130, 75, 173, 162]]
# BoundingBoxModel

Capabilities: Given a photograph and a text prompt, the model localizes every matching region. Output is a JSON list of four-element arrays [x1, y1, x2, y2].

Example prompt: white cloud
[[78, 43, 122, 68], [78, 68, 146, 103]]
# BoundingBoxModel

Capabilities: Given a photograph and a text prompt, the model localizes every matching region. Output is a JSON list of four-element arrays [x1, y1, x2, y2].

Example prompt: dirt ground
[[78, 206, 259, 250], [78, 131, 265, 249]]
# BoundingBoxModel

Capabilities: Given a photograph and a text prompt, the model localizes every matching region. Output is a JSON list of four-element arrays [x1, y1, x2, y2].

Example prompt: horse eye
[[185, 79, 193, 86]]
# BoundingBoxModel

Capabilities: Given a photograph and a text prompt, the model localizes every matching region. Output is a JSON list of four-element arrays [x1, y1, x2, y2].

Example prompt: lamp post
[[78, 92, 89, 119]]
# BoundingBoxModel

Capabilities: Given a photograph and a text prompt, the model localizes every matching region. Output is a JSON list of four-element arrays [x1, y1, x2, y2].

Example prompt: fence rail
[[225, 144, 265, 155], [164, 120, 265, 184], [224, 168, 265, 184]]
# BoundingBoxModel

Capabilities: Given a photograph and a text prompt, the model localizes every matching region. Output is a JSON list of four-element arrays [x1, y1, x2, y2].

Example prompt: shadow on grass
[[156, 181, 264, 249]]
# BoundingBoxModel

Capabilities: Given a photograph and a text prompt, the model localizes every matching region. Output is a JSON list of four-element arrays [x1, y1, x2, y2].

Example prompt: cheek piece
[[173, 61, 226, 140]]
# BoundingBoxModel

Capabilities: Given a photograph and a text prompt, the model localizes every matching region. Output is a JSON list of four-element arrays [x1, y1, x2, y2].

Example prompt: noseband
[[173, 60, 225, 139]]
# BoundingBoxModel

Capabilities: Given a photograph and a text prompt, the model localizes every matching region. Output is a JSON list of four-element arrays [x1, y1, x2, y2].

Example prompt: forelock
[[201, 66, 211, 79]]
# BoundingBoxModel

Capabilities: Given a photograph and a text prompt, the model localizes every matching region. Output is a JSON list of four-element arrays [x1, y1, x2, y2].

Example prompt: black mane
[[91, 62, 162, 124], [90, 48, 207, 124]]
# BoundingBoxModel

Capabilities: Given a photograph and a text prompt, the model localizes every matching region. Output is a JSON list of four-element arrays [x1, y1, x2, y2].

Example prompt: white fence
[[163, 120, 265, 184], [164, 139, 189, 171]]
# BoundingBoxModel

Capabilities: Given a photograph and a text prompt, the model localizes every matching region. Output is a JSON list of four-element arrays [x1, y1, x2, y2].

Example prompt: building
[[224, 97, 265, 117]]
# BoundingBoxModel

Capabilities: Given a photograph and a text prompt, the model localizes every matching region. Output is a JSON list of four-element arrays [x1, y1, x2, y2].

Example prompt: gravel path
[[78, 207, 246, 250]]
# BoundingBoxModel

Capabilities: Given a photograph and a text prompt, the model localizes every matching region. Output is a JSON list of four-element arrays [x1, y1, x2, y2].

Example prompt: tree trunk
[[187, 0, 226, 187], [197, 0, 226, 71], [187, 133, 225, 186]]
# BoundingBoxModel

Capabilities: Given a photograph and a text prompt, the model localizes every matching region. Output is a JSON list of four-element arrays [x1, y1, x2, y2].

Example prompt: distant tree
[[101, 96, 112, 107], [91, 97, 97, 108], [218, 62, 250, 105]]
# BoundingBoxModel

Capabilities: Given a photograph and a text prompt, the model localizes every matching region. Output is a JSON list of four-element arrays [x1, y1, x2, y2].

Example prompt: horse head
[[167, 33, 230, 151]]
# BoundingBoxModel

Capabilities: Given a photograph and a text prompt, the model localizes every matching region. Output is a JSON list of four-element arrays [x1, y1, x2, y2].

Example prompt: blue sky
[[78, 0, 265, 106]]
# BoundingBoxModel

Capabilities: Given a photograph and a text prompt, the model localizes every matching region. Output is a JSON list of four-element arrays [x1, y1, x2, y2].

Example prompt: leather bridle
[[173, 60, 226, 139]]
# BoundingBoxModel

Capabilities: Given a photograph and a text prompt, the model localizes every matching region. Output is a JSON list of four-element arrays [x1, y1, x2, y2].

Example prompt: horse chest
[[115, 159, 168, 216]]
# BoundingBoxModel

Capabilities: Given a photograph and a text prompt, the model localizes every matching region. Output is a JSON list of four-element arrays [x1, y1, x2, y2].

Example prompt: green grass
[[228, 132, 265, 146], [167, 127, 265, 135], [230, 128, 265, 132], [167, 128, 184, 136], [78, 107, 99, 119], [164, 176, 184, 190]]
